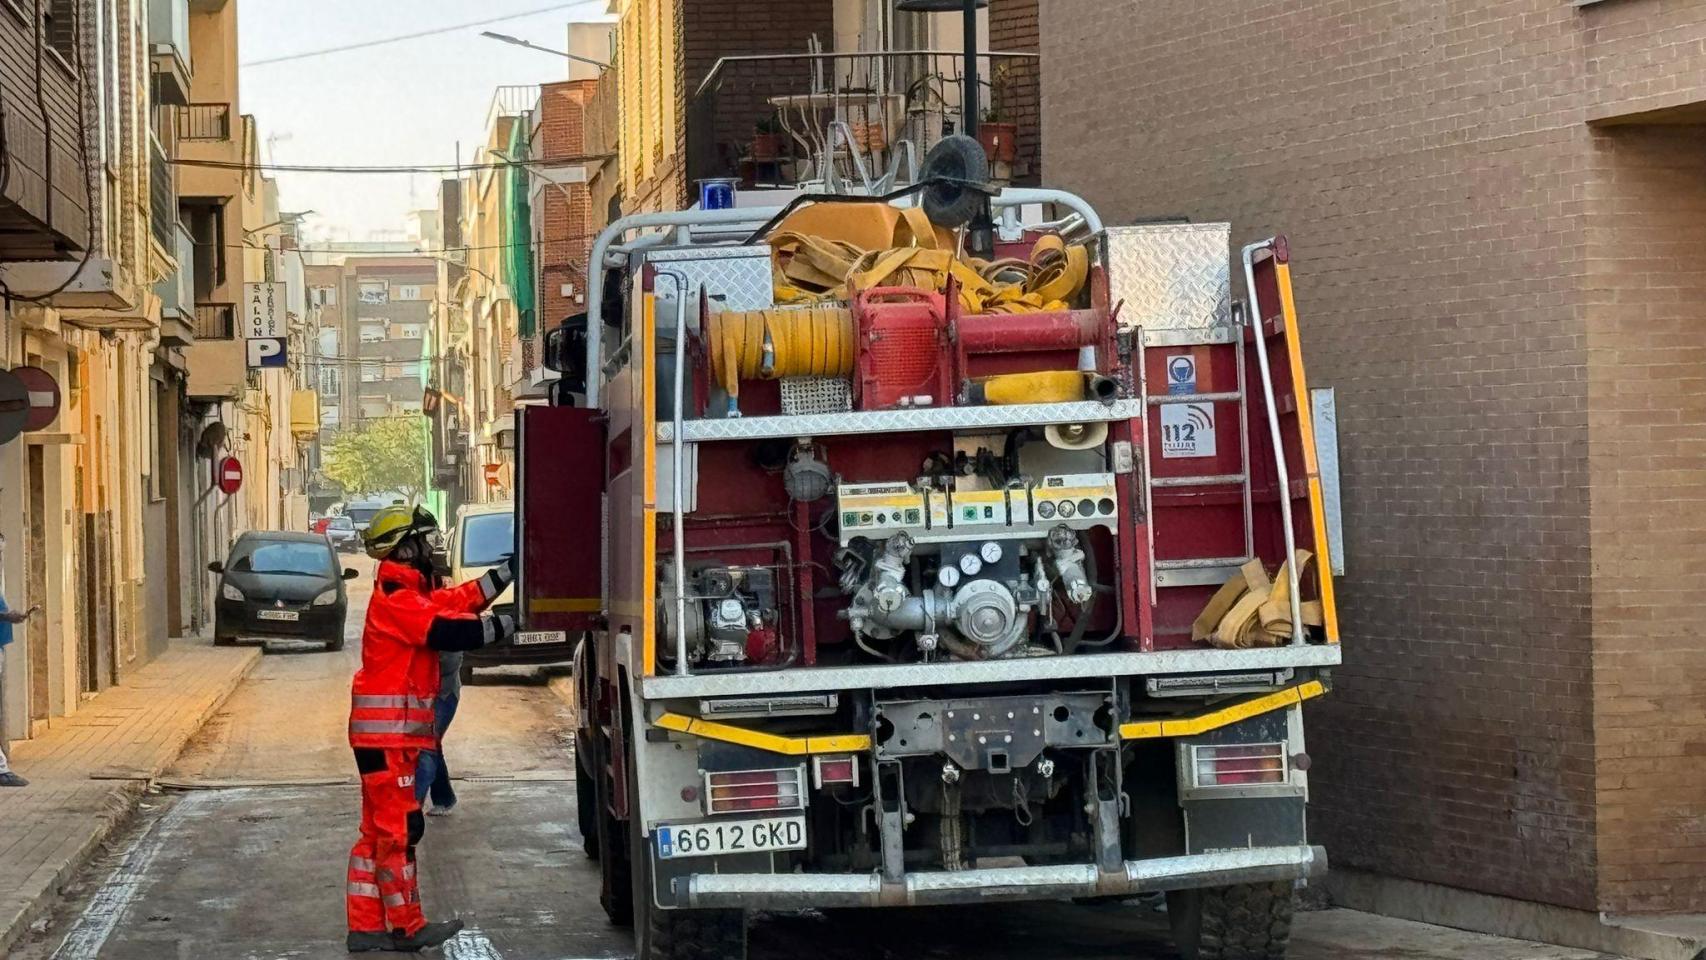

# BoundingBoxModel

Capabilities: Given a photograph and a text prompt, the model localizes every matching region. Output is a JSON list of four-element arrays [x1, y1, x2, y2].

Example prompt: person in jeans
[[0, 534, 41, 788], [414, 650, 462, 815]]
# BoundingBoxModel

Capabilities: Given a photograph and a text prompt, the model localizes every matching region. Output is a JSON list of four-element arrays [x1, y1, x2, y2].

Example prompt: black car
[[210, 532, 357, 650]]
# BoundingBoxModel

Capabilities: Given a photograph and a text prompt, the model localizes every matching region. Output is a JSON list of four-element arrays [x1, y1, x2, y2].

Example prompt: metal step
[[1155, 557, 1250, 588]]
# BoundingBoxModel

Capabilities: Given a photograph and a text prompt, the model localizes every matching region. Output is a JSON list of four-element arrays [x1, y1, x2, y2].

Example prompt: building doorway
[[26, 444, 48, 726]]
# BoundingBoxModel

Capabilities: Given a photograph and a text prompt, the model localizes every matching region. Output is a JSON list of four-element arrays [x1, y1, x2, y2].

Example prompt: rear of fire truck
[[518, 172, 1341, 960]]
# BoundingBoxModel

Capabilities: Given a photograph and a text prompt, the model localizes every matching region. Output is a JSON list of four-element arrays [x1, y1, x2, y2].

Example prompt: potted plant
[[751, 115, 783, 164], [977, 65, 1019, 166]]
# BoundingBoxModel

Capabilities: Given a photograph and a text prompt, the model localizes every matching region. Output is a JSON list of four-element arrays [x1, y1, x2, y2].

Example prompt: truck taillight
[[812, 754, 860, 788], [703, 767, 805, 815], [1191, 743, 1288, 788]]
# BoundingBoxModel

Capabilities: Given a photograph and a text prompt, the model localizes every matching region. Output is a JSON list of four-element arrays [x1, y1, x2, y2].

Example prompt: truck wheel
[[575, 741, 598, 860], [596, 729, 633, 926], [1167, 882, 1294, 960], [629, 769, 747, 960]]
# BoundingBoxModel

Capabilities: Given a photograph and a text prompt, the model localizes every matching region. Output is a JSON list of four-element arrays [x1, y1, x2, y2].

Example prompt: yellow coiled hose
[[707, 305, 856, 400]]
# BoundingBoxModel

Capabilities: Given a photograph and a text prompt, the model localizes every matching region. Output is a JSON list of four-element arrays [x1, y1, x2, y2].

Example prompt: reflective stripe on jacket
[[348, 560, 489, 749]]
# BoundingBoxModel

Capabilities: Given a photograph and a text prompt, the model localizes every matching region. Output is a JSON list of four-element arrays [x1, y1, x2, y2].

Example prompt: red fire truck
[[518, 175, 1340, 960]]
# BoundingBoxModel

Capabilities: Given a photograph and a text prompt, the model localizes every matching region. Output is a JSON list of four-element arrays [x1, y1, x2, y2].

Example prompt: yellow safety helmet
[[362, 504, 438, 560]]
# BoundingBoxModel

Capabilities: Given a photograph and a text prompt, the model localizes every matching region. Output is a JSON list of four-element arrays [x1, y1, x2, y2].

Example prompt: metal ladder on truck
[[1127, 228, 1338, 649]]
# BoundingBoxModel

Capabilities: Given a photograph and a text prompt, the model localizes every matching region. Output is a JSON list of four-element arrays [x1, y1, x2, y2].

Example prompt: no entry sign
[[216, 456, 244, 495], [11, 366, 61, 431]]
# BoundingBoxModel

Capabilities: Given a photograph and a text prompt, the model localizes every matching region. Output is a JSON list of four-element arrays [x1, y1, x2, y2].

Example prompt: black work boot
[[388, 919, 465, 952], [345, 930, 393, 953]]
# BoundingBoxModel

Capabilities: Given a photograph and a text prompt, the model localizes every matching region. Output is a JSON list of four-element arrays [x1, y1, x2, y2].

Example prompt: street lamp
[[480, 31, 609, 72]]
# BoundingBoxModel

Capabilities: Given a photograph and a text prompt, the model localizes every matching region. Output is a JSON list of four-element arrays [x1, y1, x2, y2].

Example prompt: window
[[360, 368, 380, 383], [319, 368, 340, 394], [359, 281, 389, 304], [231, 540, 335, 576], [313, 285, 337, 306], [395, 284, 423, 301], [44, 0, 77, 72], [459, 512, 515, 568], [396, 323, 424, 340], [359, 323, 385, 344]]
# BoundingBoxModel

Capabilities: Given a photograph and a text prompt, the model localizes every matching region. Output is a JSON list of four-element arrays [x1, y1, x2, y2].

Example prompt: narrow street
[[7, 558, 1621, 960]]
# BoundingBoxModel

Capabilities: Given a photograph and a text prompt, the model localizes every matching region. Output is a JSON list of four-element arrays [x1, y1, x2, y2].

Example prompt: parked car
[[324, 515, 360, 553], [210, 532, 357, 651], [443, 502, 570, 681]]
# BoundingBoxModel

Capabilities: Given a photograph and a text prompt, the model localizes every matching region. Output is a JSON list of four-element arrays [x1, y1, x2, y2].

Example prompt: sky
[[238, 0, 614, 243]]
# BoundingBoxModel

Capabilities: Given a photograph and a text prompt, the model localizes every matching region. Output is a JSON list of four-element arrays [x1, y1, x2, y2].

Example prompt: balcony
[[686, 50, 1041, 192], [193, 302, 235, 339], [175, 103, 230, 141], [148, 0, 192, 105], [155, 222, 195, 345]]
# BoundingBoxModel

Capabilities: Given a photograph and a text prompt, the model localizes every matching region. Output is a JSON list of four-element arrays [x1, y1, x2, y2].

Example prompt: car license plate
[[513, 630, 565, 646], [656, 816, 805, 860], [257, 610, 299, 622]]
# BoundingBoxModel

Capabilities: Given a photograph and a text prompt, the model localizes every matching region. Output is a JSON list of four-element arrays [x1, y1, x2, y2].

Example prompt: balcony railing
[[686, 50, 1040, 191], [175, 103, 231, 141], [194, 303, 236, 340], [149, 135, 175, 251]]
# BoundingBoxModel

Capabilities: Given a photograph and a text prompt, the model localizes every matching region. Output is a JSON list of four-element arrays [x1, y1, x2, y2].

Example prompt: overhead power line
[[169, 155, 613, 175], [242, 2, 607, 67]]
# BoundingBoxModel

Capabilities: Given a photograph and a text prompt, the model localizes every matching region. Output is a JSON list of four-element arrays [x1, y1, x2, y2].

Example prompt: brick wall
[[1584, 125, 1706, 914], [988, 0, 1040, 184], [536, 81, 598, 328], [1041, 0, 1705, 914]]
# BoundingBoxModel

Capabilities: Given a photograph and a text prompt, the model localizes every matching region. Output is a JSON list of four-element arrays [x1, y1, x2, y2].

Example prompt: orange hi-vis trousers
[[346, 747, 426, 936]]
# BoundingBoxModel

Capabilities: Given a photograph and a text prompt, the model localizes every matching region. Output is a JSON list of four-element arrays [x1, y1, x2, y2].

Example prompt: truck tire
[[629, 765, 747, 960], [596, 728, 633, 926], [575, 741, 598, 860], [1167, 882, 1294, 960]]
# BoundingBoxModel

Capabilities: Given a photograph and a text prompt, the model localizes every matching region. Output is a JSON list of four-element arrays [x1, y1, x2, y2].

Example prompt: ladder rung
[[1152, 473, 1247, 488], [1148, 392, 1242, 405], [1155, 556, 1252, 570]]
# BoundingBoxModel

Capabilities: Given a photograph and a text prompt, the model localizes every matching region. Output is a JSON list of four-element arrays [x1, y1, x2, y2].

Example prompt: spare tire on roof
[[921, 134, 992, 229]]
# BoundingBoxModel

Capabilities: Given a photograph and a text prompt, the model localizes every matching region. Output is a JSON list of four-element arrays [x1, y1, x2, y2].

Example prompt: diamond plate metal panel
[[647, 245, 774, 312], [1103, 223, 1233, 347], [658, 399, 1143, 442]]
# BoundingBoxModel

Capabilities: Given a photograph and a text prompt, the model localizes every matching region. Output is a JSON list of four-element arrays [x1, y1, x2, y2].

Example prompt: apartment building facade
[[1037, 0, 1706, 923], [0, 0, 306, 753]]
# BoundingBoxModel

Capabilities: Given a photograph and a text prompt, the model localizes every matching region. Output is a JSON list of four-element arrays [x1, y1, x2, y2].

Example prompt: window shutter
[[45, 0, 77, 65]]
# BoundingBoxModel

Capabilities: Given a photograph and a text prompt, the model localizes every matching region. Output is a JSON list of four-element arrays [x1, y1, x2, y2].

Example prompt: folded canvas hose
[[964, 371, 1093, 405], [1191, 551, 1326, 649], [706, 304, 855, 402], [770, 206, 1090, 315]]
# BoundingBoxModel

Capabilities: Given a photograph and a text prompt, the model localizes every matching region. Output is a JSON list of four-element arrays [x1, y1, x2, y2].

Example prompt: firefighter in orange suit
[[345, 505, 516, 953]]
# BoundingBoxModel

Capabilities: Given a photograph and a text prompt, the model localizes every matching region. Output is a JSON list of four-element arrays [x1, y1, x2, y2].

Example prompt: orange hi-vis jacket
[[348, 560, 501, 750]]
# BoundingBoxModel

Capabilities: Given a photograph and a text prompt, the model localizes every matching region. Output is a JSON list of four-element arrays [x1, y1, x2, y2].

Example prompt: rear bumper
[[216, 600, 344, 639], [679, 844, 1326, 910]]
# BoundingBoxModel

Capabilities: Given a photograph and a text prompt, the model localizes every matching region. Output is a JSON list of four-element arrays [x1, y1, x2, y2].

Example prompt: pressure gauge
[[937, 565, 962, 588], [1036, 500, 1057, 520], [979, 541, 1003, 564], [958, 553, 983, 577], [1057, 500, 1078, 519]]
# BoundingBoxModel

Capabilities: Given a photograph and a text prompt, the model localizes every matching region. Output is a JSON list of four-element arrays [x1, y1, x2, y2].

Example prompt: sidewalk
[[0, 637, 260, 956]]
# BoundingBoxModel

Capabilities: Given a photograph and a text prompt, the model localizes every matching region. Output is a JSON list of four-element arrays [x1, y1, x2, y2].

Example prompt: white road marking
[[444, 928, 503, 960], [51, 792, 215, 960]]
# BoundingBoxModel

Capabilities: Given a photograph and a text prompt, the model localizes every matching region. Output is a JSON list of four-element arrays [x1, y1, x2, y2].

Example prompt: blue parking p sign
[[246, 337, 288, 369], [1167, 355, 1197, 395]]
